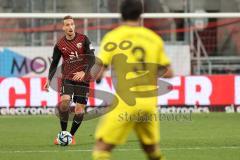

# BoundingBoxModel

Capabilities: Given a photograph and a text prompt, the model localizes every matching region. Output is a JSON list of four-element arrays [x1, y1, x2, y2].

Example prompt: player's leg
[[141, 143, 164, 160], [59, 95, 71, 131], [54, 94, 71, 145], [92, 105, 134, 160], [92, 139, 115, 160], [134, 110, 165, 160], [58, 80, 74, 131], [70, 102, 85, 136], [69, 82, 89, 141]]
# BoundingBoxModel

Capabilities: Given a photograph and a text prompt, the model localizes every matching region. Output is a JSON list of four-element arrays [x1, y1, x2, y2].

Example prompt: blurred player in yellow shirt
[[92, 0, 173, 160]]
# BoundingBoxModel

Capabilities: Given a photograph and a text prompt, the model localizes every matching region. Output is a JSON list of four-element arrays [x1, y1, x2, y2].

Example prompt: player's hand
[[96, 78, 102, 84], [73, 71, 85, 81], [44, 80, 50, 92]]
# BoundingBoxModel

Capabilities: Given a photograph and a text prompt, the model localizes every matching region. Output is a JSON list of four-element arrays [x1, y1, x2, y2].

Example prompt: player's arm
[[157, 38, 174, 78], [96, 65, 108, 84], [96, 34, 112, 83], [161, 65, 174, 78], [48, 45, 61, 81], [72, 36, 95, 81], [44, 45, 61, 91], [84, 36, 95, 74]]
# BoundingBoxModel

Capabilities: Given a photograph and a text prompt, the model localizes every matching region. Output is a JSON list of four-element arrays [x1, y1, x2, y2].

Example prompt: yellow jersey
[[98, 25, 170, 107]]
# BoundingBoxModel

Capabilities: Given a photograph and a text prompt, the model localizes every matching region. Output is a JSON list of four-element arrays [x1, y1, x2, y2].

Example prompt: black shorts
[[60, 79, 90, 104]]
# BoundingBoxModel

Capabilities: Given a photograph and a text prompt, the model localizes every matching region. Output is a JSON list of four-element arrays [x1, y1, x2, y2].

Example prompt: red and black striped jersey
[[48, 32, 95, 82]]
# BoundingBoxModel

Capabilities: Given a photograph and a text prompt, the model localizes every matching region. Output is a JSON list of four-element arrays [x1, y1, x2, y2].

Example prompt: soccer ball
[[57, 131, 73, 146]]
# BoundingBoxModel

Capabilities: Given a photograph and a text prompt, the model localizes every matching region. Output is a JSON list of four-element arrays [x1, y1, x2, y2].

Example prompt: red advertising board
[[0, 75, 239, 107]]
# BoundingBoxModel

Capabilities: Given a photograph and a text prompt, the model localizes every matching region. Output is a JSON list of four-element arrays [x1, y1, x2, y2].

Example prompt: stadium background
[[0, 0, 240, 160]]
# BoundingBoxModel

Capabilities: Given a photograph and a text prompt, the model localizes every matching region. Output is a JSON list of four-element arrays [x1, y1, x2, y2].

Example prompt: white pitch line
[[0, 146, 239, 154], [162, 146, 240, 151]]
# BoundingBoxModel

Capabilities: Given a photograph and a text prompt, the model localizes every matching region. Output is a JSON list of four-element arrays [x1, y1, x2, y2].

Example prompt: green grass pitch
[[0, 113, 240, 160]]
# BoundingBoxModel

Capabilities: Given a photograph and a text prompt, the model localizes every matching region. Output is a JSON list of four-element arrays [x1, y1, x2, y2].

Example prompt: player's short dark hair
[[120, 0, 143, 21], [63, 15, 74, 21]]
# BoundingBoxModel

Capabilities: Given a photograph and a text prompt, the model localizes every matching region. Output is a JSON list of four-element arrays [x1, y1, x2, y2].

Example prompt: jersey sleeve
[[84, 36, 95, 73], [157, 37, 171, 66], [48, 45, 61, 81], [98, 33, 113, 67]]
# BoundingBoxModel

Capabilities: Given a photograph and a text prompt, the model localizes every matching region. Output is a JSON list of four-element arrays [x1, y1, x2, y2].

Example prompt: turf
[[0, 113, 240, 160]]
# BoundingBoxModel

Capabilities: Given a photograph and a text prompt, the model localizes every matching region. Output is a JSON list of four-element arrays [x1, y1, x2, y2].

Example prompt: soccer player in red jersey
[[44, 15, 95, 145]]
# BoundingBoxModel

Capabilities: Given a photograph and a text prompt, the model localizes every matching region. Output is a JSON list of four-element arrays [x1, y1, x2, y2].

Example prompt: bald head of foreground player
[[92, 0, 173, 160]]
